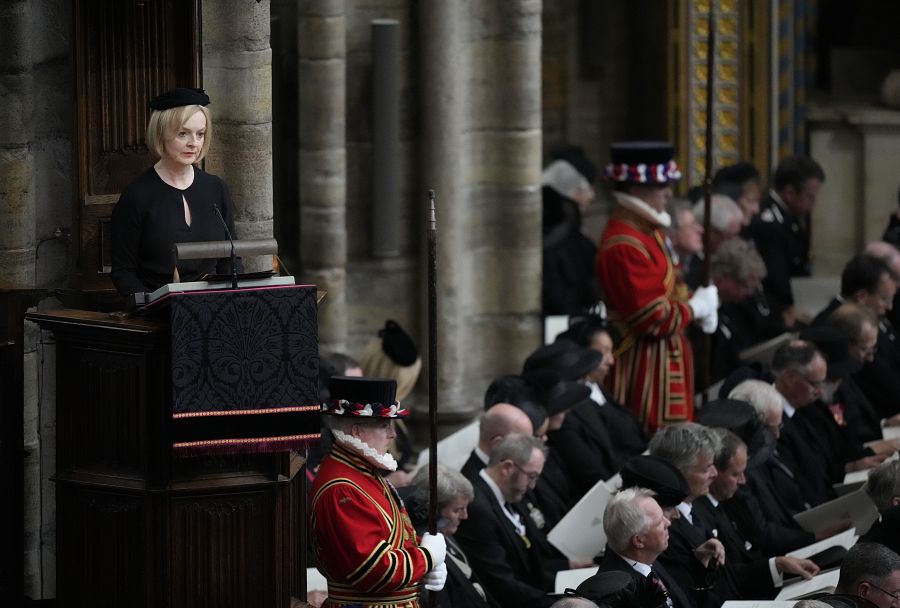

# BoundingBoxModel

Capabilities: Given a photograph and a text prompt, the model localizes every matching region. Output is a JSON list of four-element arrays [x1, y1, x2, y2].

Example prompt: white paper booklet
[[146, 276, 296, 304], [786, 527, 857, 560], [721, 602, 797, 608], [415, 420, 480, 472], [774, 568, 840, 600], [792, 488, 879, 536], [553, 566, 599, 594], [547, 479, 613, 560]]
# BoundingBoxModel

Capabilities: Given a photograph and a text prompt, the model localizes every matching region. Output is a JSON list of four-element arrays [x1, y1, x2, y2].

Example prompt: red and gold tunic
[[596, 207, 695, 434], [310, 442, 433, 608]]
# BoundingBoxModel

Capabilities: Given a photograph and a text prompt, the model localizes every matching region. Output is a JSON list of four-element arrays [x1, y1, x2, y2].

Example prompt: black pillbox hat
[[149, 87, 211, 111]]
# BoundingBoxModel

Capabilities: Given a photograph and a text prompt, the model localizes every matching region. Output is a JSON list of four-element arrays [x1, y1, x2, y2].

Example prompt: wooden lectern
[[27, 285, 320, 607]]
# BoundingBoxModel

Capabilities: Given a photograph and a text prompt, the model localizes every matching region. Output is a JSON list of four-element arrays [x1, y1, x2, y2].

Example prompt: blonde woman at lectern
[[110, 87, 241, 297]]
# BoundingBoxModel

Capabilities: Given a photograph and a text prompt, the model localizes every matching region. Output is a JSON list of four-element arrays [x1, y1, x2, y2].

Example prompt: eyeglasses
[[512, 462, 540, 482], [866, 581, 900, 605], [799, 374, 827, 392]]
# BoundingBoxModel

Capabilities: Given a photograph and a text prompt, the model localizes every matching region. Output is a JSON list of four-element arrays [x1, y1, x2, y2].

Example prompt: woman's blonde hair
[[358, 337, 422, 403], [145, 104, 212, 162]]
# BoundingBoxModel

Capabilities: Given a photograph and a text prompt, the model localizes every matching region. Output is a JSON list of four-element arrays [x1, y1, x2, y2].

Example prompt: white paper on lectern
[[554, 566, 599, 594], [415, 420, 480, 472], [774, 568, 840, 600], [786, 527, 856, 560], [547, 480, 613, 560], [147, 275, 296, 303], [792, 488, 879, 535], [721, 602, 797, 608]]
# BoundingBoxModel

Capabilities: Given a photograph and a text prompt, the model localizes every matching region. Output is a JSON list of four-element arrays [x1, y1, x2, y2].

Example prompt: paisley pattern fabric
[[169, 284, 320, 453]]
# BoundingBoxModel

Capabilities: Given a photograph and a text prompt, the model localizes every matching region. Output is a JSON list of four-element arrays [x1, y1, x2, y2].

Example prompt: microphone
[[213, 204, 238, 289]]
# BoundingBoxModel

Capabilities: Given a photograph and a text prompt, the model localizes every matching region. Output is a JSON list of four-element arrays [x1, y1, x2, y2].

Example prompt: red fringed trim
[[172, 433, 321, 458]]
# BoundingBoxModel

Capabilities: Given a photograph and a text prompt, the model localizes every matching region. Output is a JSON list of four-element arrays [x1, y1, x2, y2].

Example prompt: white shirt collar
[[479, 468, 524, 535], [587, 381, 607, 406], [707, 494, 720, 508], [777, 389, 796, 419], [615, 551, 653, 577], [675, 501, 693, 524], [474, 446, 490, 466]]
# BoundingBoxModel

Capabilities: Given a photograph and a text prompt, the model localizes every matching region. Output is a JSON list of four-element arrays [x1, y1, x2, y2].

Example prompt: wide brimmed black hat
[[556, 315, 621, 349], [698, 398, 775, 468], [605, 141, 682, 185], [573, 570, 668, 608], [484, 375, 548, 431], [620, 455, 689, 507], [523, 339, 604, 382], [321, 376, 408, 418], [697, 399, 758, 444], [523, 369, 591, 416], [149, 87, 210, 110], [799, 326, 861, 380]]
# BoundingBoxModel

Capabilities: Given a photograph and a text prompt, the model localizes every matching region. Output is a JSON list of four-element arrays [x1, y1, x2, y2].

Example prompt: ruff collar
[[612, 191, 671, 227], [332, 429, 399, 472]]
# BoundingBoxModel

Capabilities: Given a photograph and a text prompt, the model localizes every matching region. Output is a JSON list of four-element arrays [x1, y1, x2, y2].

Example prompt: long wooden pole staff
[[700, 4, 716, 404], [426, 190, 439, 535]]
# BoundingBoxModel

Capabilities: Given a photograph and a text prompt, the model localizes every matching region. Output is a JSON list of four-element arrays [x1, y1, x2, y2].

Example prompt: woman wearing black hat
[[110, 87, 242, 296]]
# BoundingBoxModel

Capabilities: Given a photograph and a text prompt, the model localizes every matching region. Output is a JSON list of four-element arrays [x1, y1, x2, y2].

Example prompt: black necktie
[[648, 569, 673, 608]]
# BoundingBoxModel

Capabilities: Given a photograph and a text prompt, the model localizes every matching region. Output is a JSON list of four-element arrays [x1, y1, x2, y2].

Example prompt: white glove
[[699, 309, 718, 334], [689, 285, 719, 334], [420, 532, 446, 567], [422, 561, 448, 591]]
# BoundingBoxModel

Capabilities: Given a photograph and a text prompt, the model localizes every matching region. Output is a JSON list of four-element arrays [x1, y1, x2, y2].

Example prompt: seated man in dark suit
[[649, 423, 734, 607], [828, 543, 900, 608], [860, 460, 900, 555], [455, 433, 590, 608], [693, 423, 819, 599], [813, 252, 900, 422], [728, 379, 848, 552], [593, 487, 696, 608], [461, 402, 534, 481], [769, 340, 839, 506]]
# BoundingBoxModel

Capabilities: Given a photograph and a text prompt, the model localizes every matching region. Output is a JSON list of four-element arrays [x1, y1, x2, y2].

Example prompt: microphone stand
[[213, 204, 239, 289]]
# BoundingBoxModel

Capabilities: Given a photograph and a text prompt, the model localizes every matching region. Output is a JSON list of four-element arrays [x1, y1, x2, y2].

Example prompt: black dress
[[110, 166, 242, 296]]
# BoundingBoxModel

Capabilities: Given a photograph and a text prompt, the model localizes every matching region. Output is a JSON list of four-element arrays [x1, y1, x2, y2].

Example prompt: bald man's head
[[478, 403, 534, 454]]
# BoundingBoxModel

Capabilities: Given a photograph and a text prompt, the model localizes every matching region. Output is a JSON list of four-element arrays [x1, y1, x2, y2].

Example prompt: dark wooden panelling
[[28, 310, 304, 607], [0, 290, 47, 605], [73, 0, 199, 291]]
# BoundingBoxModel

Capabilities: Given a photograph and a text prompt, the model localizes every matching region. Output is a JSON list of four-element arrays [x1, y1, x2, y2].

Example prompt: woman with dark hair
[[559, 316, 647, 460]]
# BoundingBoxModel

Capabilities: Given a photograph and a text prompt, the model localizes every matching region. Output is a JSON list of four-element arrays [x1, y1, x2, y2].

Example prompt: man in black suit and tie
[[455, 433, 591, 608], [648, 423, 733, 608], [693, 425, 819, 599], [860, 460, 900, 555], [592, 487, 696, 608], [461, 402, 534, 482], [746, 155, 825, 328]]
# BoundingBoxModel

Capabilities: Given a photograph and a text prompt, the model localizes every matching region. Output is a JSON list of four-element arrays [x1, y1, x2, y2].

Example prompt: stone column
[[419, 0, 470, 418], [466, 0, 543, 403], [298, 0, 347, 352], [203, 0, 274, 272], [0, 0, 36, 287]]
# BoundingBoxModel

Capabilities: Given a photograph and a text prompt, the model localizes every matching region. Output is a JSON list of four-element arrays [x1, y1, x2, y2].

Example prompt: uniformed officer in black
[[747, 155, 825, 328]]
